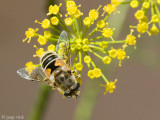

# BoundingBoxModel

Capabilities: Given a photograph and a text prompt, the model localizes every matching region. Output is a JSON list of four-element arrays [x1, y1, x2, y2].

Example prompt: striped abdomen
[[40, 51, 60, 75]]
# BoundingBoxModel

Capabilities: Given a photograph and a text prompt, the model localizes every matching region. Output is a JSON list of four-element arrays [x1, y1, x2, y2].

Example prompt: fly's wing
[[17, 67, 53, 86], [56, 31, 71, 65]]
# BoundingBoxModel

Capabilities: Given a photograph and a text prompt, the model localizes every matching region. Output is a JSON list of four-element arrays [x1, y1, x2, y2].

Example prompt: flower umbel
[[21, 0, 159, 95]]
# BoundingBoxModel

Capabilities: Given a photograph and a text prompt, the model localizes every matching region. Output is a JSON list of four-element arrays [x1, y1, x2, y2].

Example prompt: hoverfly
[[17, 31, 81, 98]]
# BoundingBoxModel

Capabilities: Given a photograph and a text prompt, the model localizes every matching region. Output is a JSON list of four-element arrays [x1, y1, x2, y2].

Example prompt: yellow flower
[[94, 68, 102, 78], [102, 4, 116, 16], [108, 47, 117, 58], [126, 35, 136, 46], [150, 25, 159, 35], [151, 14, 159, 23], [76, 44, 82, 50], [33, 45, 45, 57], [44, 31, 52, 38], [142, 2, 150, 9], [116, 49, 128, 66], [135, 10, 145, 20], [41, 19, 51, 29], [101, 79, 117, 94], [111, 0, 123, 6], [130, 0, 139, 8], [103, 56, 112, 64], [82, 38, 89, 45], [25, 61, 35, 74], [89, 6, 101, 21], [37, 36, 47, 45], [47, 3, 62, 16], [83, 17, 91, 26], [76, 39, 82, 44], [137, 22, 149, 34], [66, 1, 80, 16], [97, 20, 105, 28], [50, 16, 59, 25], [76, 63, 83, 71], [99, 41, 108, 48], [74, 9, 83, 18], [88, 70, 95, 79], [157, 0, 160, 5], [82, 45, 89, 51], [23, 28, 38, 43], [84, 56, 91, 64], [47, 44, 56, 51], [65, 17, 73, 26]]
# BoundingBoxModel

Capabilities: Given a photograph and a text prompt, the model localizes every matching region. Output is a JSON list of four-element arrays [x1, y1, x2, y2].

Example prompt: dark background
[[0, 0, 160, 120]]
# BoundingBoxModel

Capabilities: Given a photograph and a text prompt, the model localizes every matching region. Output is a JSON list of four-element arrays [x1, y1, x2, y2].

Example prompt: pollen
[[50, 16, 59, 25]]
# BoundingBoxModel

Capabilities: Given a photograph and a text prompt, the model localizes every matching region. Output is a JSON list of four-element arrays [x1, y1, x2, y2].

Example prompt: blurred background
[[0, 0, 160, 120]]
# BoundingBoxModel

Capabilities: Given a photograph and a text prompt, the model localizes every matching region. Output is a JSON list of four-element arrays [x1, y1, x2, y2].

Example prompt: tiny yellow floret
[[94, 68, 102, 78], [101, 79, 117, 94], [50, 16, 59, 25], [47, 44, 56, 51], [88, 70, 95, 79], [47, 3, 62, 16], [82, 45, 89, 51], [103, 56, 112, 64], [83, 17, 91, 26], [151, 15, 159, 23], [25, 61, 36, 74], [99, 41, 108, 48], [76, 63, 83, 71], [108, 48, 117, 58], [65, 17, 73, 26], [142, 2, 150, 9], [97, 20, 105, 28], [150, 25, 159, 35], [37, 36, 47, 45], [44, 31, 52, 38], [41, 19, 51, 29], [84, 56, 91, 64], [135, 10, 145, 20], [130, 0, 139, 8], [23, 28, 38, 43]]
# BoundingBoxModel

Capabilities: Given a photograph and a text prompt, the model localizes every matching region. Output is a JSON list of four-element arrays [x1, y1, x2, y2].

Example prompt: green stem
[[89, 36, 103, 41], [28, 86, 52, 120], [90, 40, 126, 44], [154, 4, 160, 27], [89, 45, 108, 54], [89, 49, 103, 59], [50, 26, 61, 34]]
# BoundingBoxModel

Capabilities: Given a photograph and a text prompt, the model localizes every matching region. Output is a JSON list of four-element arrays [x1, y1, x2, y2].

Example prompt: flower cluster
[[22, 0, 159, 94], [130, 0, 160, 37]]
